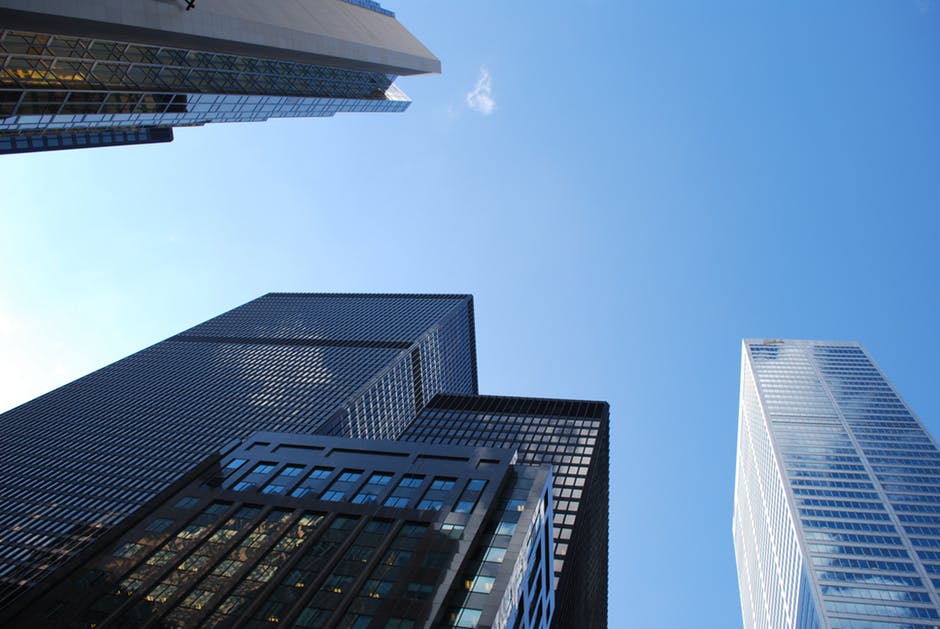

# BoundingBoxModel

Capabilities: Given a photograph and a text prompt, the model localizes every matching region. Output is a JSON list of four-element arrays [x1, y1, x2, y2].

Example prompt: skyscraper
[[0, 293, 476, 607], [401, 395, 609, 629], [0, 293, 608, 628], [0, 0, 439, 153], [734, 339, 940, 628], [1, 432, 555, 629]]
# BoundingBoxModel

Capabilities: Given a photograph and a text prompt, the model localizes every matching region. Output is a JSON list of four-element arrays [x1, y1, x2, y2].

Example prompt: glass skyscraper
[[734, 339, 940, 628], [0, 0, 439, 153], [0, 293, 475, 607], [0, 293, 608, 628], [401, 395, 609, 629]]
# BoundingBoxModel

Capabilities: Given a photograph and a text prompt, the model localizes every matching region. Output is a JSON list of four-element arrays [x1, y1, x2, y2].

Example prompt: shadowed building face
[[0, 0, 440, 153]]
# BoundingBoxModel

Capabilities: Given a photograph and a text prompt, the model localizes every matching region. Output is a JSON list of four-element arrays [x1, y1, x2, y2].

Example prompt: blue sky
[[1, 1, 939, 626]]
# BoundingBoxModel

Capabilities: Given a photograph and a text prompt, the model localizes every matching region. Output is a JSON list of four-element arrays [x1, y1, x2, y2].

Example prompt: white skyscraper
[[734, 339, 940, 629]]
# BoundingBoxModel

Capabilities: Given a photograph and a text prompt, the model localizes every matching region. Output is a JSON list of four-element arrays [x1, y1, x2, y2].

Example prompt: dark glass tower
[[0, 0, 439, 153], [1, 432, 554, 629], [400, 395, 610, 629], [0, 293, 476, 607], [0, 293, 608, 628]]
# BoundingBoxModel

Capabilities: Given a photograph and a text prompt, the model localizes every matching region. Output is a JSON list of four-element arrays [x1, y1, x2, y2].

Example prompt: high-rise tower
[[734, 339, 940, 628], [0, 293, 608, 628], [0, 293, 475, 606], [0, 0, 439, 153]]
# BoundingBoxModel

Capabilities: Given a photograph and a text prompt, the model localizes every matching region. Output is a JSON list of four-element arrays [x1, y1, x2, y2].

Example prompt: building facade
[[734, 339, 940, 628], [0, 293, 608, 627], [0, 293, 476, 608], [1, 433, 554, 629], [0, 0, 439, 153], [400, 395, 609, 629]]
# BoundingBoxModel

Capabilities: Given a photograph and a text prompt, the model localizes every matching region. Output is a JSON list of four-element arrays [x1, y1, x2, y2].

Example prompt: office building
[[0, 293, 476, 607], [1, 432, 554, 629], [0, 0, 439, 153], [400, 395, 609, 629], [734, 339, 940, 628], [0, 293, 607, 627]]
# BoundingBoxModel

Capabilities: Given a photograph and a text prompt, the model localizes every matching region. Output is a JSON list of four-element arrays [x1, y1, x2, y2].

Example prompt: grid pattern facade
[[2, 433, 552, 629], [0, 28, 409, 141], [0, 294, 476, 609], [400, 395, 609, 629], [734, 339, 940, 629], [0, 124, 172, 153]]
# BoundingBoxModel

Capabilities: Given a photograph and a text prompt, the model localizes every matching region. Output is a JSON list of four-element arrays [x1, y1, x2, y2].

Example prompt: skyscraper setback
[[0, 294, 608, 628], [0, 0, 439, 153], [734, 339, 940, 628]]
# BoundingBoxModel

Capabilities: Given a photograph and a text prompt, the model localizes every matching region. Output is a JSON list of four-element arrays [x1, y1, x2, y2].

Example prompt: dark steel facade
[[0, 293, 608, 627], [400, 395, 610, 629], [1, 433, 554, 629], [0, 293, 476, 608]]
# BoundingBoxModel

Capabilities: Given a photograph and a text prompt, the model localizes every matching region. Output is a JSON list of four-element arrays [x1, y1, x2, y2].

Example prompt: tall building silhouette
[[0, 0, 439, 153], [401, 395, 609, 629], [734, 339, 940, 628], [0, 294, 475, 607], [0, 294, 608, 628]]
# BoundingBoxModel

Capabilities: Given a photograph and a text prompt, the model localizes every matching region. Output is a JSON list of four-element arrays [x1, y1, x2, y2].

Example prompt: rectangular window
[[338, 470, 363, 482], [367, 472, 393, 485], [431, 477, 457, 491], [398, 475, 424, 489], [251, 462, 277, 475]]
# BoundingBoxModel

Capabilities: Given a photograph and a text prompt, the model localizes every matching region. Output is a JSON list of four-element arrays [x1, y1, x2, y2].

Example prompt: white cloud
[[466, 66, 496, 115]]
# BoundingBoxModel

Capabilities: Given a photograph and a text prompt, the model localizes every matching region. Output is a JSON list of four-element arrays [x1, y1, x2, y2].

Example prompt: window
[[322, 574, 353, 594], [385, 619, 416, 629], [338, 470, 362, 482], [405, 582, 434, 600], [179, 554, 210, 572], [454, 500, 475, 514], [483, 547, 507, 563], [145, 583, 177, 604], [361, 579, 393, 599], [494, 522, 516, 536], [112, 542, 143, 558], [398, 475, 424, 488], [261, 484, 285, 495], [382, 549, 413, 566], [441, 523, 465, 539], [383, 496, 409, 508], [343, 615, 372, 629], [308, 467, 333, 480], [447, 607, 482, 628], [233, 481, 256, 492], [146, 550, 175, 567], [251, 462, 277, 475], [279, 465, 304, 477], [465, 575, 495, 593], [431, 477, 457, 491], [401, 522, 428, 537], [352, 492, 377, 505], [225, 458, 247, 470], [417, 499, 443, 512], [295, 608, 330, 628], [174, 496, 199, 509], [322, 490, 345, 502], [212, 559, 243, 577], [367, 472, 393, 485], [146, 518, 174, 533], [466, 479, 487, 491]]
